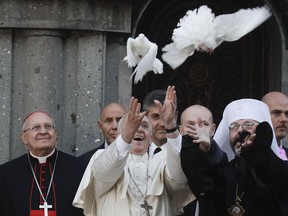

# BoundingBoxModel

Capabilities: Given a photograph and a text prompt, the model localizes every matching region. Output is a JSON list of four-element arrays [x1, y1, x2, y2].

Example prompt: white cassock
[[73, 135, 195, 216]]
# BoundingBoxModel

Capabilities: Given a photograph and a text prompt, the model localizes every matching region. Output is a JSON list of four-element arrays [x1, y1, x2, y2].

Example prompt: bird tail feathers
[[130, 57, 163, 84], [162, 43, 194, 69]]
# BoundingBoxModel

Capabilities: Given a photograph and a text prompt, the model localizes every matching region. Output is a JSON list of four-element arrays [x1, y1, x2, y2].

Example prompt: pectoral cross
[[228, 197, 245, 216], [141, 199, 153, 216], [39, 201, 52, 216]]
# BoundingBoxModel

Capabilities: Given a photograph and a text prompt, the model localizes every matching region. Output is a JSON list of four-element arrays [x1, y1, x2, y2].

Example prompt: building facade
[[0, 0, 287, 163]]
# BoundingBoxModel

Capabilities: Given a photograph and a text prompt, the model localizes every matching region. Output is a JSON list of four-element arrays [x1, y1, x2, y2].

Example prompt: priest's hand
[[121, 97, 146, 144]]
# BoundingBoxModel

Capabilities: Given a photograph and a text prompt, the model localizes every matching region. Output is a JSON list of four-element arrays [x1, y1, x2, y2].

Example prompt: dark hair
[[142, 89, 166, 112]]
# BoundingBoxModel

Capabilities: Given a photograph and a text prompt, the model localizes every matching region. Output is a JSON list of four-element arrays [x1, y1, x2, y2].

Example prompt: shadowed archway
[[132, 0, 282, 125]]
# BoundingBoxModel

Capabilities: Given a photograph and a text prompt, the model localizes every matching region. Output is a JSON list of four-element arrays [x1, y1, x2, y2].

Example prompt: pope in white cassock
[[73, 86, 195, 216]]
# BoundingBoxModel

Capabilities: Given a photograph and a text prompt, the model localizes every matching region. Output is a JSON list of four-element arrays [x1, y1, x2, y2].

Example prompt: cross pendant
[[228, 199, 245, 216], [140, 199, 153, 216], [39, 201, 52, 216]]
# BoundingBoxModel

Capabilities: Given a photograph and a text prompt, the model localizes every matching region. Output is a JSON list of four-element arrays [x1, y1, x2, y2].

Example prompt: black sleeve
[[180, 134, 228, 216], [241, 122, 288, 194]]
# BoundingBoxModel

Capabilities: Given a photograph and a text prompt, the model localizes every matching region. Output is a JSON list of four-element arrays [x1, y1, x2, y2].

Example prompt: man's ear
[[20, 133, 29, 150], [97, 120, 103, 132], [179, 124, 184, 135], [21, 133, 27, 144], [211, 123, 216, 136]]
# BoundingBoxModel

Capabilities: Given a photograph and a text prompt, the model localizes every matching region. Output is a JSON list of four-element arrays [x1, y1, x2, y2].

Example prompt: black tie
[[154, 147, 162, 154]]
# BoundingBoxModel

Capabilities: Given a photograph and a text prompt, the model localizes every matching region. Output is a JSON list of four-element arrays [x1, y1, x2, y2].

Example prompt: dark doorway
[[132, 0, 281, 125]]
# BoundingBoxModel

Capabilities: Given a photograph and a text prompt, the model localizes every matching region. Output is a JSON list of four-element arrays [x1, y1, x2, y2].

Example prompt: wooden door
[[132, 0, 281, 125]]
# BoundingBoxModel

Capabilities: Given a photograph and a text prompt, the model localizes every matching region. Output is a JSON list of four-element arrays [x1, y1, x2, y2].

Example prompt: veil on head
[[213, 98, 280, 161]]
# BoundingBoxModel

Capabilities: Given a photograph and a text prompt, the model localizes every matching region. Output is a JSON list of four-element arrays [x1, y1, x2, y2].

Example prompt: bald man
[[179, 105, 216, 153], [80, 102, 127, 163], [0, 111, 86, 216], [181, 100, 288, 215], [262, 91, 288, 160], [179, 105, 227, 215]]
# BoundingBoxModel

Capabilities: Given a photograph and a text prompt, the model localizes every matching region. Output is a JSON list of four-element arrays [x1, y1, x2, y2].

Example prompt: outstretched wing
[[214, 5, 272, 42], [162, 43, 195, 69], [131, 42, 162, 84], [123, 37, 138, 67]]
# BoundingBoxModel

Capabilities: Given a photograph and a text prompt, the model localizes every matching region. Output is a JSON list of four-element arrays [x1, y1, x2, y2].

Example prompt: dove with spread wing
[[123, 33, 163, 84], [162, 5, 272, 69]]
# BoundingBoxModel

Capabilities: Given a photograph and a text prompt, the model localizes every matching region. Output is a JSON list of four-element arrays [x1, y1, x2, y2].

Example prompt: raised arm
[[92, 97, 146, 196], [154, 86, 187, 183], [154, 86, 178, 138]]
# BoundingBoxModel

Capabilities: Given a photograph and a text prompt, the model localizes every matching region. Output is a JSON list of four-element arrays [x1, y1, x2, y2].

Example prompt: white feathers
[[122, 5, 272, 79], [162, 5, 272, 69], [123, 33, 163, 84]]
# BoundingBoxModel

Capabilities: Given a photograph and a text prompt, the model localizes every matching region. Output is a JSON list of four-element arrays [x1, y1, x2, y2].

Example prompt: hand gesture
[[121, 97, 146, 144], [187, 118, 212, 153], [154, 86, 177, 129]]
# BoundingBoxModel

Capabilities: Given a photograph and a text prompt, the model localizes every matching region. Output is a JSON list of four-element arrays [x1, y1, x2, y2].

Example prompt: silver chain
[[27, 150, 58, 203]]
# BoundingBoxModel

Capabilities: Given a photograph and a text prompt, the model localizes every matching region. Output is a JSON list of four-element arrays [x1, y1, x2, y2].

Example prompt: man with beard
[[180, 99, 288, 216], [73, 86, 194, 216]]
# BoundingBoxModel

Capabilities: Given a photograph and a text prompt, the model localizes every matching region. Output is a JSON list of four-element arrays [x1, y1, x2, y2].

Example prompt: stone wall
[[0, 0, 132, 163], [1, 0, 288, 163]]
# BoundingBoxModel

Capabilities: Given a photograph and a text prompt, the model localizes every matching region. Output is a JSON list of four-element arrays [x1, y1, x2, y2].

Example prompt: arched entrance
[[132, 0, 282, 125]]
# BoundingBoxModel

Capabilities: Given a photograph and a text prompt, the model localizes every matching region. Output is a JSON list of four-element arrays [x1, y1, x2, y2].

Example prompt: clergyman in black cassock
[[0, 150, 86, 216], [0, 111, 86, 216], [181, 99, 288, 216]]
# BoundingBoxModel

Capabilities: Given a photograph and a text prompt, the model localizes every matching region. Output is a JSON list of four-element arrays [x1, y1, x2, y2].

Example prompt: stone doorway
[[132, 0, 282, 125]]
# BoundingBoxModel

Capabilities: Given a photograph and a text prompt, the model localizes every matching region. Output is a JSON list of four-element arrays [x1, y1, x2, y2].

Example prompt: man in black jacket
[[181, 99, 288, 216], [262, 91, 288, 160], [179, 105, 227, 215], [79, 102, 126, 164], [0, 111, 86, 216]]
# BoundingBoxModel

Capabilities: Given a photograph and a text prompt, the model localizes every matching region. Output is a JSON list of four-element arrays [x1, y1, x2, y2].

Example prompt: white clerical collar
[[29, 149, 55, 164]]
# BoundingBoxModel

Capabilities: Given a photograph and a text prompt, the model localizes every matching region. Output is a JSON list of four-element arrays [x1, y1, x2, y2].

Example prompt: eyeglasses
[[228, 122, 255, 132], [23, 123, 55, 133]]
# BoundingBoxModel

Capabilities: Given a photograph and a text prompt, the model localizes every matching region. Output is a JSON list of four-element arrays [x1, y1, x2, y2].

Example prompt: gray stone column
[[11, 29, 65, 159], [0, 0, 132, 162], [0, 30, 13, 164], [74, 33, 104, 155]]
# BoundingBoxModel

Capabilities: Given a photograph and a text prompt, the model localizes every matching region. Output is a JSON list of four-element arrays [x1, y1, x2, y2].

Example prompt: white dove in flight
[[162, 5, 272, 69], [123, 33, 163, 84]]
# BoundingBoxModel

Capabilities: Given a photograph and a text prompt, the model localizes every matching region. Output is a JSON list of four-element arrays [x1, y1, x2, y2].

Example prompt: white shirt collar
[[104, 141, 109, 149], [148, 142, 167, 155]]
